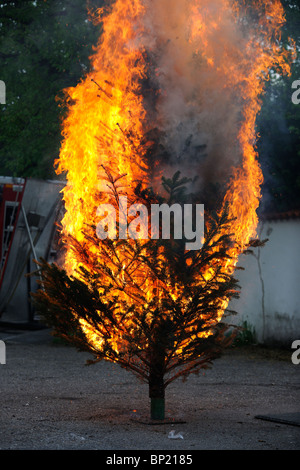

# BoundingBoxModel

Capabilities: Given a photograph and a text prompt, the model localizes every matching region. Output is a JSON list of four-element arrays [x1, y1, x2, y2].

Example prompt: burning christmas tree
[[34, 170, 248, 420], [33, 0, 293, 420]]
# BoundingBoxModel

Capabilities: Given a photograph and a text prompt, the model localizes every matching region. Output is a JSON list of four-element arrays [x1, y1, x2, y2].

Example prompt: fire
[[55, 1, 293, 353], [56, 0, 150, 263]]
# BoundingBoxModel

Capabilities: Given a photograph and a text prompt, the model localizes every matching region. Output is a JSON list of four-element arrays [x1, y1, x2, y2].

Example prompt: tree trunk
[[149, 344, 165, 420]]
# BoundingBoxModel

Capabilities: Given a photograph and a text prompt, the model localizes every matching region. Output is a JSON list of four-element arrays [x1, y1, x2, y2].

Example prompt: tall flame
[[55, 0, 292, 348]]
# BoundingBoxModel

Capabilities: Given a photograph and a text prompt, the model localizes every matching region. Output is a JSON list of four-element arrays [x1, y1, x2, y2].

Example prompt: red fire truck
[[0, 177, 26, 290]]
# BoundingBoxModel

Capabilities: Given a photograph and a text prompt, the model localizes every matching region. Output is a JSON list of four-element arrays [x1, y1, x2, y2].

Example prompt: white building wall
[[227, 218, 300, 346]]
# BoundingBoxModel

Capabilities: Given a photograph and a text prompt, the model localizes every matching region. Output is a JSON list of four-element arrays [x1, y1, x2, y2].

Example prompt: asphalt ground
[[0, 327, 299, 452]]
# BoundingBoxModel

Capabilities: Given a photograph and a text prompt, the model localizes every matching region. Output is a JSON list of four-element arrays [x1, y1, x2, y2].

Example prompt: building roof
[[261, 209, 300, 221]]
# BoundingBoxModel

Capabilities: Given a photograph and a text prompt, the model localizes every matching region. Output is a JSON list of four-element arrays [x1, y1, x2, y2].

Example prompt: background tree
[[0, 0, 104, 178], [256, 0, 300, 213]]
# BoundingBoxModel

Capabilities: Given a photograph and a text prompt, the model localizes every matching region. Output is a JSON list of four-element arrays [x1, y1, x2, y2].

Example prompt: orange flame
[[55, 0, 293, 350]]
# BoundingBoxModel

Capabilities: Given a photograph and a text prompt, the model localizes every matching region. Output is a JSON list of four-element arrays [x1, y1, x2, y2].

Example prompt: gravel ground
[[0, 328, 299, 451]]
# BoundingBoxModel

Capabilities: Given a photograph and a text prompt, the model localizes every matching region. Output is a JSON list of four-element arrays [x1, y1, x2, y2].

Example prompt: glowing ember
[[54, 0, 293, 352]]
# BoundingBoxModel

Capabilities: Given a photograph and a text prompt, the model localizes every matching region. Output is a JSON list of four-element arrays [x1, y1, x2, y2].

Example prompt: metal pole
[[21, 204, 38, 260], [21, 204, 44, 288]]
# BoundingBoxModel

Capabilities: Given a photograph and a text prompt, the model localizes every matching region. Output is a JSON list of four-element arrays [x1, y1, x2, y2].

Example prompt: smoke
[[137, 0, 250, 191], [79, 0, 287, 209]]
